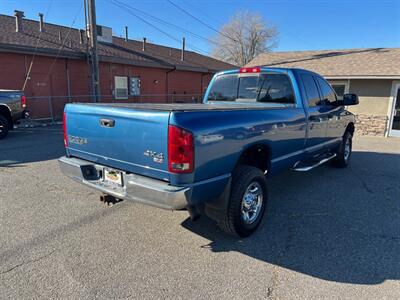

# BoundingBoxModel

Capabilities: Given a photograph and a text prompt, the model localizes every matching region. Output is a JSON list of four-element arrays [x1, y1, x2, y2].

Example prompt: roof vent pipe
[[39, 13, 44, 32], [181, 37, 185, 61], [79, 29, 84, 44], [125, 26, 128, 42], [142, 37, 146, 51], [14, 10, 25, 32]]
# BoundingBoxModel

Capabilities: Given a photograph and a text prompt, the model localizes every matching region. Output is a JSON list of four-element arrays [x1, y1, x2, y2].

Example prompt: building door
[[389, 86, 400, 137]]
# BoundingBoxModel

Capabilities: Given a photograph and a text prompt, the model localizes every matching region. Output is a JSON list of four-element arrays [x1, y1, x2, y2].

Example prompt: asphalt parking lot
[[1, 126, 399, 299]]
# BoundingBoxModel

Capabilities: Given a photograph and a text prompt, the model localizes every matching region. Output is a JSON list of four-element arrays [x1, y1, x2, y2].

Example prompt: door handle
[[100, 118, 115, 128], [328, 113, 334, 119]]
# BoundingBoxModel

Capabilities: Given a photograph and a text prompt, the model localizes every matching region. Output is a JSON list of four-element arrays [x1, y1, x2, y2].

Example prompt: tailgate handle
[[100, 118, 115, 128]]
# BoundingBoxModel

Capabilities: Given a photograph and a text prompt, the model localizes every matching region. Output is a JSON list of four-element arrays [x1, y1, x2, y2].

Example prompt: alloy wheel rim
[[241, 181, 263, 224]]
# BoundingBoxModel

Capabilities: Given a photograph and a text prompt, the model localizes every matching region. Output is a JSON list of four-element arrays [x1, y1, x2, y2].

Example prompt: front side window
[[207, 73, 295, 104], [301, 74, 321, 107], [316, 77, 336, 104]]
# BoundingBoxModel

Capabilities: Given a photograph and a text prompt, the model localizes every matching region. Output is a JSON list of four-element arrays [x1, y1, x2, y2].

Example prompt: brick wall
[[0, 52, 213, 119]]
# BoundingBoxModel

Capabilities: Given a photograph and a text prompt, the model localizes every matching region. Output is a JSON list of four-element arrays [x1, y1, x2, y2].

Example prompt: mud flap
[[202, 178, 232, 222]]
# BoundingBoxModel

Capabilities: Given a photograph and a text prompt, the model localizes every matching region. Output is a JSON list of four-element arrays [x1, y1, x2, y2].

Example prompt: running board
[[292, 153, 337, 172]]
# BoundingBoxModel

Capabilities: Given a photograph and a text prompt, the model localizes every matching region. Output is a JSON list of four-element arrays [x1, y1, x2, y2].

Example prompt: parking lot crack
[[350, 169, 374, 194], [0, 249, 57, 275]]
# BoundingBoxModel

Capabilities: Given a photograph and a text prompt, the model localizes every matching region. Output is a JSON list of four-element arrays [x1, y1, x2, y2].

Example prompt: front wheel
[[0, 115, 10, 140], [332, 131, 352, 168], [218, 165, 268, 237]]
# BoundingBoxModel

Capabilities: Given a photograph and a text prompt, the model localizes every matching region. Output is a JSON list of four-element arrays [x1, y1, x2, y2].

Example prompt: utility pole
[[87, 0, 100, 102]]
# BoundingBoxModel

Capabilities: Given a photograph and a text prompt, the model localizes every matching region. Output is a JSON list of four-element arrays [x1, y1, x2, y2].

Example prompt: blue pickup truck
[[59, 67, 358, 237]]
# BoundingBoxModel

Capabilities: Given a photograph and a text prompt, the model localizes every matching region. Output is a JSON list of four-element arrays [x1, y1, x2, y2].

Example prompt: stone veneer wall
[[355, 114, 388, 136]]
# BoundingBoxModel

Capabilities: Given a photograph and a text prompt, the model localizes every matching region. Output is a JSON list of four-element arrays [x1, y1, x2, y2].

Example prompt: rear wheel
[[218, 165, 268, 237], [332, 131, 352, 168], [0, 115, 10, 140]]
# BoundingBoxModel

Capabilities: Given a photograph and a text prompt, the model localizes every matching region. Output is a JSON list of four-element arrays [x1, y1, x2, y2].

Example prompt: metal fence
[[26, 93, 203, 122]]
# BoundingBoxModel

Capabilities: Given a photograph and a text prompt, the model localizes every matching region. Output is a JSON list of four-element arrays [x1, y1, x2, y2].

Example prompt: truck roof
[[217, 66, 321, 77]]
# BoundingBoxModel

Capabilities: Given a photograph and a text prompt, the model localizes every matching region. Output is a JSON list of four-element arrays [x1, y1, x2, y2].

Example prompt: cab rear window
[[207, 73, 295, 104]]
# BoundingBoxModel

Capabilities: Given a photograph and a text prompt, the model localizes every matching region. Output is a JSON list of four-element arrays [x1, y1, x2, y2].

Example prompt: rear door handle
[[100, 118, 115, 128]]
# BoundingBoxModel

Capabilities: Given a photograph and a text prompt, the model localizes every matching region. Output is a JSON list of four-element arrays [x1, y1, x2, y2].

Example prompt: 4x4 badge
[[144, 150, 164, 163]]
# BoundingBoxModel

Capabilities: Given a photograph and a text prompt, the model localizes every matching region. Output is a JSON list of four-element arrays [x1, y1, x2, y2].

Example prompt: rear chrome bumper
[[58, 156, 191, 210]]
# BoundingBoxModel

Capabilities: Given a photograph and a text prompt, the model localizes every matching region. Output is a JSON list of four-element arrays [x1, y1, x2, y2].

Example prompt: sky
[[1, 0, 399, 55]]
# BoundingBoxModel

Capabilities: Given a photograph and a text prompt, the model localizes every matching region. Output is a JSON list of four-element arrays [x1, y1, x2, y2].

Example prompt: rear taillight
[[63, 112, 68, 147], [168, 125, 194, 173], [21, 95, 26, 108]]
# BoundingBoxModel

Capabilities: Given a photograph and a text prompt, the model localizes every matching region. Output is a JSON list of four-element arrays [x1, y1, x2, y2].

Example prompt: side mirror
[[341, 93, 359, 106]]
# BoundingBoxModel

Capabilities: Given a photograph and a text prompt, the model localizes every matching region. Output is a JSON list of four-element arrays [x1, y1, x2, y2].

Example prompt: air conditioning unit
[[92, 25, 113, 44]]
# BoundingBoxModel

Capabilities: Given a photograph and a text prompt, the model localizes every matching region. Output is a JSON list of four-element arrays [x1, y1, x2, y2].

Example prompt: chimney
[[14, 10, 25, 32], [39, 13, 44, 32], [79, 29, 85, 44], [142, 37, 146, 51], [125, 26, 128, 42], [181, 37, 185, 61]]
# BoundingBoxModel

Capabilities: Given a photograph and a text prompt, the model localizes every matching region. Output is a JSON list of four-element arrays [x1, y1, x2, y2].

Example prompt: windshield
[[207, 73, 295, 104]]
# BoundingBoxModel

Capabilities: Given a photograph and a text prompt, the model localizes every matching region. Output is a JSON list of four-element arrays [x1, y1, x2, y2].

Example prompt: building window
[[329, 81, 349, 97], [115, 76, 128, 99]]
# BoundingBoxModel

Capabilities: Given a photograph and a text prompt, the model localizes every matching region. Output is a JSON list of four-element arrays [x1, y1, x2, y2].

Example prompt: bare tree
[[211, 11, 278, 66]]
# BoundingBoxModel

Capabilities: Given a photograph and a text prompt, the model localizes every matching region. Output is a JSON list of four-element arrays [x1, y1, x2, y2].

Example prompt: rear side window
[[316, 77, 337, 104], [301, 74, 321, 107], [207, 73, 295, 104]]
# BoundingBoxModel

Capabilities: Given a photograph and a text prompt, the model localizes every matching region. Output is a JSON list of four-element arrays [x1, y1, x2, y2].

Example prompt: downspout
[[201, 72, 211, 103], [65, 59, 71, 103], [166, 67, 176, 103]]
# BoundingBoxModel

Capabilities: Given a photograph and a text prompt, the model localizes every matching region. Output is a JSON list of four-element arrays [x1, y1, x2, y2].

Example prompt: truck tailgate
[[64, 103, 170, 181]]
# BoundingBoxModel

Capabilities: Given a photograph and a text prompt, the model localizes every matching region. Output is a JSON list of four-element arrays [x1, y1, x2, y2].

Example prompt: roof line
[[261, 47, 399, 54], [325, 75, 400, 79], [259, 48, 389, 68], [0, 13, 208, 56]]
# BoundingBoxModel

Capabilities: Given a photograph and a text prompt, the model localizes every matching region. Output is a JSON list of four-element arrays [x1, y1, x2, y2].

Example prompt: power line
[[111, 0, 209, 54], [38, 3, 83, 93], [113, 0, 213, 44], [166, 0, 239, 43], [181, 0, 222, 27], [22, 0, 55, 91]]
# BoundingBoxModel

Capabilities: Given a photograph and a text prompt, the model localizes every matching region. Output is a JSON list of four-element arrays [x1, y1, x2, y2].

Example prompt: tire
[[218, 165, 268, 237], [332, 131, 352, 168], [0, 115, 10, 140]]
